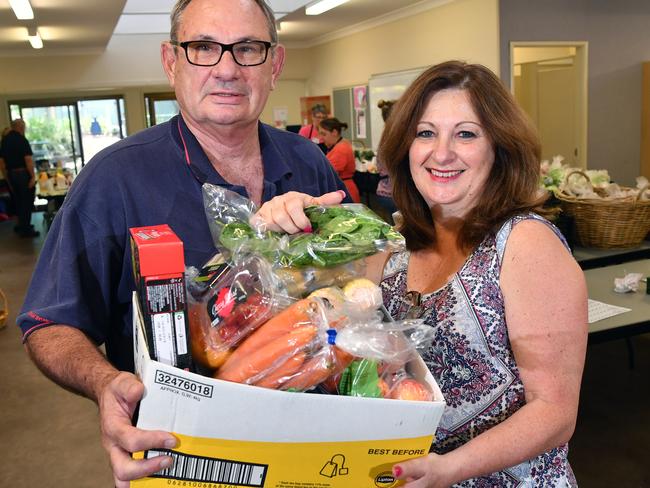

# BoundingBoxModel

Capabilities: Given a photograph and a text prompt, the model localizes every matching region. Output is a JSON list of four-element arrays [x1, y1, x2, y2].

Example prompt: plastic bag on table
[[202, 183, 404, 269], [186, 252, 293, 370]]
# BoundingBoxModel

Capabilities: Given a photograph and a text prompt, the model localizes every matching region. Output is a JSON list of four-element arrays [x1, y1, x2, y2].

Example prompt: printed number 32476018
[[154, 370, 213, 397]]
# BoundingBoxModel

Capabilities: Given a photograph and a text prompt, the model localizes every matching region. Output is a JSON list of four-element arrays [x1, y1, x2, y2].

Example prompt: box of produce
[[131, 290, 445, 488]]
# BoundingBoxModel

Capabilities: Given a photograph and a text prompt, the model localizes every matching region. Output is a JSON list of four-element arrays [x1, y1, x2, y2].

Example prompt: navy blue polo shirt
[[17, 114, 348, 372], [0, 130, 32, 170]]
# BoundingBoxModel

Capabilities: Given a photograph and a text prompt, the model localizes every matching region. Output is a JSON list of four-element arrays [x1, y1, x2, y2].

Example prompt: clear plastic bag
[[214, 285, 435, 397], [214, 297, 354, 391], [202, 184, 404, 269], [335, 359, 434, 402], [313, 287, 435, 401], [186, 253, 292, 370], [334, 319, 434, 364]]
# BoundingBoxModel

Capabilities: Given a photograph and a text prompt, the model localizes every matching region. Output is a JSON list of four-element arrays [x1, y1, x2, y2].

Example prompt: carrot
[[282, 346, 354, 391], [253, 351, 307, 389], [189, 301, 231, 369], [220, 298, 318, 367], [217, 325, 318, 384]]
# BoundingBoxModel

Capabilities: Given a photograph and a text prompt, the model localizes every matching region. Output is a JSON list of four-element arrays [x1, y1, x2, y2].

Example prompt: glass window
[[10, 95, 127, 174], [145, 93, 178, 127], [21, 104, 78, 173], [77, 99, 127, 163], [9, 104, 21, 120]]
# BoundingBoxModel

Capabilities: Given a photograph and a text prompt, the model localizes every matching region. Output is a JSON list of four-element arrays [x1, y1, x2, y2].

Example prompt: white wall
[[302, 0, 499, 97], [500, 0, 650, 183], [1, 0, 500, 135]]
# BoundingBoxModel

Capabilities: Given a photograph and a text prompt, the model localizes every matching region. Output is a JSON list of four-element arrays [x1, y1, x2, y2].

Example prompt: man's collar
[[258, 123, 292, 183], [171, 113, 292, 186]]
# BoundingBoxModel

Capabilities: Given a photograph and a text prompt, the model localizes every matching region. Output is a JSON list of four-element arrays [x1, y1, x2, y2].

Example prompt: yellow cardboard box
[[131, 293, 445, 488]]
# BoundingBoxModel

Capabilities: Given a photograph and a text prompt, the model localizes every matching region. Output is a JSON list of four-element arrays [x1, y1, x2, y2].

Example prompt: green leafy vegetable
[[338, 359, 383, 398], [217, 204, 404, 268]]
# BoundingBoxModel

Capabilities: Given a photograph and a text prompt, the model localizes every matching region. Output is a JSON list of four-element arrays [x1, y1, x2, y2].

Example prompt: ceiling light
[[27, 27, 43, 49], [305, 0, 349, 16], [9, 0, 34, 20]]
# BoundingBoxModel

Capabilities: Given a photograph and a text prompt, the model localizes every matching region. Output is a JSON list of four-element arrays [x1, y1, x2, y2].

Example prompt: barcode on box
[[146, 449, 267, 487]]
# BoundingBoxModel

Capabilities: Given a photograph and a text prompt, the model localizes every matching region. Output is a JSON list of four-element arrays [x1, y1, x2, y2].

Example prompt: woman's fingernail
[[338, 190, 346, 198], [164, 438, 177, 449], [303, 225, 313, 233], [159, 456, 173, 469], [393, 466, 403, 478]]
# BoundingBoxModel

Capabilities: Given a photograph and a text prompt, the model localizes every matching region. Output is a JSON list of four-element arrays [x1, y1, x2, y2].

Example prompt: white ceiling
[[0, 0, 448, 56]]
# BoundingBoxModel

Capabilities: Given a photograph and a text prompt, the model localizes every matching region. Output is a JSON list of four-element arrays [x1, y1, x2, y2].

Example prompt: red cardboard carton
[[130, 224, 191, 369]]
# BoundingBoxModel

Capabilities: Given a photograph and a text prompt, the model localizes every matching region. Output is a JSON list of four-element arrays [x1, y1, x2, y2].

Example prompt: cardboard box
[[132, 294, 445, 488], [130, 225, 191, 369]]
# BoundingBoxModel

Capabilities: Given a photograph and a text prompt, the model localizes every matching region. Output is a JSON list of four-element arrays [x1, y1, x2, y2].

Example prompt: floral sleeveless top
[[380, 214, 578, 487]]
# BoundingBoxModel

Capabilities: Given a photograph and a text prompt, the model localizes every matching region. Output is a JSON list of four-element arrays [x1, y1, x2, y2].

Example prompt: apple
[[389, 378, 432, 402]]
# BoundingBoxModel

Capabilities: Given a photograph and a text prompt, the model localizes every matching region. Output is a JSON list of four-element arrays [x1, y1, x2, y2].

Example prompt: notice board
[[367, 66, 427, 150]]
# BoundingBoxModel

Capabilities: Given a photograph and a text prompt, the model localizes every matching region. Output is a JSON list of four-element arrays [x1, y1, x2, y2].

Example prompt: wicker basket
[[555, 171, 650, 248], [0, 289, 7, 329]]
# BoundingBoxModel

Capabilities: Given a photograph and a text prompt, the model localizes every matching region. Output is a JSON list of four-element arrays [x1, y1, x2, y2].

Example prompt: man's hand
[[251, 190, 346, 234], [99, 372, 178, 487], [25, 326, 179, 486]]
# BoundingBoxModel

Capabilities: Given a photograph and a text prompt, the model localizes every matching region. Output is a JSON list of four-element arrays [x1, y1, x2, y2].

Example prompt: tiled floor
[[0, 214, 648, 487]]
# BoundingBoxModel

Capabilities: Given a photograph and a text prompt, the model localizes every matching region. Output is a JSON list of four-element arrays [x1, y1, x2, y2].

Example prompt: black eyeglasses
[[170, 40, 275, 67]]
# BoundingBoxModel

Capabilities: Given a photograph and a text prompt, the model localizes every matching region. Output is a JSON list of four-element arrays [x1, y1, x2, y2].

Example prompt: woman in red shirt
[[298, 104, 328, 150], [319, 118, 360, 203]]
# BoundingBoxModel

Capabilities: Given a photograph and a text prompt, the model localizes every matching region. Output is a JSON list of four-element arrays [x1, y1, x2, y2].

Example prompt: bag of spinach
[[202, 183, 404, 272]]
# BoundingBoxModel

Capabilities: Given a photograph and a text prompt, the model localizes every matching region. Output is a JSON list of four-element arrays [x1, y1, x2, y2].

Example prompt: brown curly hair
[[377, 99, 397, 122], [378, 60, 548, 252]]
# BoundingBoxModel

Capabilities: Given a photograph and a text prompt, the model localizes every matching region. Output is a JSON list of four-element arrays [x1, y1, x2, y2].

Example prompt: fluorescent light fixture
[[9, 0, 34, 20], [305, 0, 349, 16], [27, 27, 43, 49]]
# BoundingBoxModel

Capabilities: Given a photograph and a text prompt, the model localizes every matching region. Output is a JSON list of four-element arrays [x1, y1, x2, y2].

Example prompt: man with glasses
[[17, 1, 349, 486]]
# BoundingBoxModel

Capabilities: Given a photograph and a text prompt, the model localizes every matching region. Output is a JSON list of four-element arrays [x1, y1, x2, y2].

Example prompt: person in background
[[0, 118, 38, 237], [375, 99, 398, 222], [319, 117, 360, 203], [0, 127, 14, 221], [90, 117, 103, 136], [298, 103, 328, 151], [17, 1, 348, 486], [0, 156, 11, 222], [253, 60, 587, 486]]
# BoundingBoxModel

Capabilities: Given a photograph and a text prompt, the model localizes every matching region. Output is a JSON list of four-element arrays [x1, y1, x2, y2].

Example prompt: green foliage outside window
[[25, 117, 72, 150]]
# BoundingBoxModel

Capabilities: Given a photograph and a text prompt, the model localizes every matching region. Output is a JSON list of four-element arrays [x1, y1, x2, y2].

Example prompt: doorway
[[510, 42, 588, 168]]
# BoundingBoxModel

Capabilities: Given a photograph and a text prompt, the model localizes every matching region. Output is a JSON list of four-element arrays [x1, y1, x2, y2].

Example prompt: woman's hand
[[393, 453, 457, 488], [251, 190, 346, 234]]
